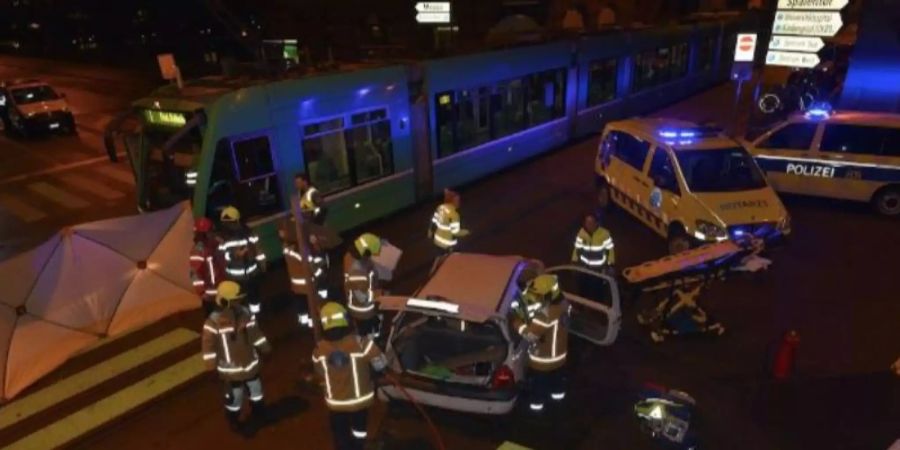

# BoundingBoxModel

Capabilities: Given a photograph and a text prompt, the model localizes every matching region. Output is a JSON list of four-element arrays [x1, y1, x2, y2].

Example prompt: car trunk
[[390, 313, 508, 387]]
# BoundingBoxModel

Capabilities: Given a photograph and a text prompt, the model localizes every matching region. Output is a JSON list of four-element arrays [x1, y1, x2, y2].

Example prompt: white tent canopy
[[0, 202, 196, 400]]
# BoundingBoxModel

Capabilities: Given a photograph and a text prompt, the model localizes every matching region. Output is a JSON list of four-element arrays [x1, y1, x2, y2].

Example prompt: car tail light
[[491, 365, 515, 389]]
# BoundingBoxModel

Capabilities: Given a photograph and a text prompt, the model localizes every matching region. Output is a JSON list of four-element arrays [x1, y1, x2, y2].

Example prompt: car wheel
[[667, 225, 692, 255], [872, 186, 900, 217]]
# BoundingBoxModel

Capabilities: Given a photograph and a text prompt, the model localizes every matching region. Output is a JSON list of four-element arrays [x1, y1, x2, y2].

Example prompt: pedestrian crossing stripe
[[497, 442, 533, 450], [5, 354, 205, 450], [0, 328, 198, 430], [610, 185, 667, 234], [26, 182, 91, 209], [92, 164, 135, 185], [0, 193, 47, 223], [60, 174, 125, 200]]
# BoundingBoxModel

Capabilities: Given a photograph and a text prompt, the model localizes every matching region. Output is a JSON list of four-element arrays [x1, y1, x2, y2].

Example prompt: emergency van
[[595, 119, 791, 254], [746, 106, 900, 217]]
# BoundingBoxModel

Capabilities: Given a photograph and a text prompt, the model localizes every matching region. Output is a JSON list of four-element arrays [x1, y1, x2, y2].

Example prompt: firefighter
[[512, 274, 570, 413], [343, 233, 383, 337], [190, 217, 223, 316], [428, 189, 469, 255], [279, 215, 329, 328], [572, 213, 615, 274], [295, 173, 326, 225], [312, 302, 388, 450], [217, 206, 266, 317], [201, 281, 272, 435]]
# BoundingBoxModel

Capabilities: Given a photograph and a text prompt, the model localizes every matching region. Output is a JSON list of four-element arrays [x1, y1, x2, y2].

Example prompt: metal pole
[[732, 78, 744, 136]]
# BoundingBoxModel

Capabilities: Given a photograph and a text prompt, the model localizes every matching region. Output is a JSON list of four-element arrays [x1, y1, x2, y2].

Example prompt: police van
[[746, 106, 900, 217], [595, 119, 791, 254]]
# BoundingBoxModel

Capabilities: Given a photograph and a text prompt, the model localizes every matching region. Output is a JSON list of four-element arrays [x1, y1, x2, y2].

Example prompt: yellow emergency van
[[595, 119, 791, 254], [746, 106, 900, 217]]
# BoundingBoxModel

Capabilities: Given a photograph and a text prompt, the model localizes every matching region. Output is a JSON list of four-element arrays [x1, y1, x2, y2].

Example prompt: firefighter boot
[[248, 399, 269, 432], [225, 409, 243, 434]]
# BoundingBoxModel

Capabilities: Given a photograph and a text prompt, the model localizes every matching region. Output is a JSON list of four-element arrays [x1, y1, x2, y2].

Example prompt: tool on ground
[[634, 383, 698, 449]]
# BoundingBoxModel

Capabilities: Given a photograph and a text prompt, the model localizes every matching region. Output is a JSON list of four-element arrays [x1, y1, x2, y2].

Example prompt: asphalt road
[[5, 83, 886, 450], [0, 56, 154, 259]]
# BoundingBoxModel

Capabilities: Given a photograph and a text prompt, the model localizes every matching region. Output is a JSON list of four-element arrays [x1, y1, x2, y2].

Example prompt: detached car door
[[545, 265, 621, 346]]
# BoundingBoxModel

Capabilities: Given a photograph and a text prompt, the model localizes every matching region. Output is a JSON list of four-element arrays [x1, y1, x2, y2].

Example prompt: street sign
[[769, 35, 825, 52], [766, 50, 821, 68], [415, 2, 451, 13], [416, 12, 451, 23], [734, 33, 758, 62], [773, 11, 843, 36], [776, 0, 848, 10]]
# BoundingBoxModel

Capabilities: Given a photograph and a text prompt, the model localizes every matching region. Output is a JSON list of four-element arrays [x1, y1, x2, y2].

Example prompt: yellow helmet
[[354, 233, 382, 256], [215, 281, 244, 307], [320, 302, 349, 330], [526, 274, 561, 302], [220, 206, 241, 222]]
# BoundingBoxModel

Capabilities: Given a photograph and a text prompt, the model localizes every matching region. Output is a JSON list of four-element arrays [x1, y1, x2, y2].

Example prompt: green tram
[[108, 18, 739, 257]]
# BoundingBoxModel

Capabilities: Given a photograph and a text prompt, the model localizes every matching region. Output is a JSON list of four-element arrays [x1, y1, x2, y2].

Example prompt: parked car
[[0, 79, 76, 137], [376, 252, 621, 415]]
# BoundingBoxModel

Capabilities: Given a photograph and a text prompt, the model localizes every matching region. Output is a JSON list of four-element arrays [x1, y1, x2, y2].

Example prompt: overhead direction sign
[[416, 12, 451, 23], [776, 0, 848, 10], [773, 11, 843, 36], [766, 50, 821, 68], [769, 35, 825, 52], [734, 33, 758, 62], [416, 2, 451, 13]]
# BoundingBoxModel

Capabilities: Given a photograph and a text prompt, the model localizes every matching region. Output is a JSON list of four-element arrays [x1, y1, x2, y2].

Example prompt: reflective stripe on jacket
[[343, 253, 378, 320], [300, 186, 323, 218], [218, 226, 265, 280], [572, 227, 615, 268], [431, 203, 461, 249], [201, 306, 272, 382], [189, 239, 224, 297], [512, 301, 569, 371], [312, 334, 386, 412]]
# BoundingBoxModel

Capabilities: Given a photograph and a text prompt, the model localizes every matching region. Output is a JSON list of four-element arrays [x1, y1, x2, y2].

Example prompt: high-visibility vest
[[218, 226, 266, 280], [201, 306, 271, 382], [300, 186, 322, 217], [512, 300, 569, 372], [312, 334, 387, 412], [572, 227, 615, 268], [431, 203, 462, 249], [343, 253, 378, 320]]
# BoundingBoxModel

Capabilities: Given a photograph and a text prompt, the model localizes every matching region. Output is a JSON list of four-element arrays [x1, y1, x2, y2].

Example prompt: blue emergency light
[[804, 102, 833, 120]]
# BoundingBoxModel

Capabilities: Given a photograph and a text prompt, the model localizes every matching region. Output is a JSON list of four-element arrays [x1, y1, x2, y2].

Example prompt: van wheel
[[667, 225, 692, 255], [872, 187, 900, 217]]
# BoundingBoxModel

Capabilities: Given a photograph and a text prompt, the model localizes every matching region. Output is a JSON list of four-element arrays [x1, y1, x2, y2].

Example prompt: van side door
[[601, 130, 652, 222]]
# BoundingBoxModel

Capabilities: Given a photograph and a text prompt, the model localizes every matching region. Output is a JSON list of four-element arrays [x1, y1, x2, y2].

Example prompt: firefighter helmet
[[320, 302, 349, 330], [220, 206, 241, 223], [194, 217, 213, 233], [215, 280, 245, 307], [353, 233, 382, 257], [527, 274, 561, 303]]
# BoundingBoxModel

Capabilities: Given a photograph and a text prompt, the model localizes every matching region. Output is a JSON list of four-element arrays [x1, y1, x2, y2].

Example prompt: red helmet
[[194, 217, 213, 233]]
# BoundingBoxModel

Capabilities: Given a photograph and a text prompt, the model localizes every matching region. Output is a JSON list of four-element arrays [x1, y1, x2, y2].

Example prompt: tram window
[[435, 91, 456, 158], [456, 88, 492, 151], [632, 43, 689, 92], [759, 123, 817, 150], [696, 37, 716, 72], [233, 136, 275, 182], [231, 136, 282, 219], [609, 131, 650, 171], [344, 109, 394, 184], [302, 118, 352, 194], [492, 79, 525, 139], [820, 124, 887, 155], [525, 68, 566, 127], [207, 139, 237, 220], [587, 58, 617, 106]]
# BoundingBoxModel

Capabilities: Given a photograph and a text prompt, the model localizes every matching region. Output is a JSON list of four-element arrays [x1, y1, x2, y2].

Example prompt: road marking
[[0, 328, 198, 430], [0, 193, 47, 222], [60, 174, 125, 200], [5, 354, 205, 450], [92, 164, 135, 185], [0, 153, 127, 186], [27, 182, 90, 209]]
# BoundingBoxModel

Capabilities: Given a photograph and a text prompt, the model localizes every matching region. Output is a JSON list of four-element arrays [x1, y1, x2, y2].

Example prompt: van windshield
[[392, 313, 507, 385], [674, 147, 768, 193]]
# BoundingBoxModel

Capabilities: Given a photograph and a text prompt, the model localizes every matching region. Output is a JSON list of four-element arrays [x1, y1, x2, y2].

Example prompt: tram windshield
[[132, 109, 204, 211]]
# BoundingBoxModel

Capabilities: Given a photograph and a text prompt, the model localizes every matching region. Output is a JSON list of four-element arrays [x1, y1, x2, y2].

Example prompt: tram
[[108, 18, 739, 257]]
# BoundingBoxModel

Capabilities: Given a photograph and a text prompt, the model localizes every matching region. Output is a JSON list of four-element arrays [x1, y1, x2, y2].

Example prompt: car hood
[[16, 99, 68, 116], [693, 188, 786, 225]]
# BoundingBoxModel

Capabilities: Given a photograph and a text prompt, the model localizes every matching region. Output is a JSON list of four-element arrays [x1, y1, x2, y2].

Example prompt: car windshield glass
[[674, 147, 767, 193], [11, 86, 60, 104]]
